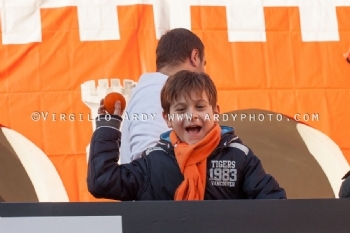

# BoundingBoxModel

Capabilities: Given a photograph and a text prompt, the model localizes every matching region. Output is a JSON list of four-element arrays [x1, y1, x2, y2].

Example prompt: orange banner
[[1, 4, 350, 201]]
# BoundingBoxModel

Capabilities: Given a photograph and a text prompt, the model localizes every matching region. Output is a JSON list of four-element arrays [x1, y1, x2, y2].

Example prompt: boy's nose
[[189, 112, 200, 121]]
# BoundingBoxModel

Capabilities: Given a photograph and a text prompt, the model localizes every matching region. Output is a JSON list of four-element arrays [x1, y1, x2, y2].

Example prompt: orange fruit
[[104, 92, 126, 114]]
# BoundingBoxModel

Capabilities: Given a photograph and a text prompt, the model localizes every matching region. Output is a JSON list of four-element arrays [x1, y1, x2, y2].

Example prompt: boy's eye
[[197, 105, 205, 109], [176, 108, 185, 112]]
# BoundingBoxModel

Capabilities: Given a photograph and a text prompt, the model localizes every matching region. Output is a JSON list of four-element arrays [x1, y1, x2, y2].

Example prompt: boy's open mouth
[[185, 125, 202, 134]]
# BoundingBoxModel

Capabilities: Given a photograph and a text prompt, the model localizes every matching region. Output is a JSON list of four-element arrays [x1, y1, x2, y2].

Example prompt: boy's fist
[[98, 98, 124, 116], [104, 92, 126, 114], [98, 92, 126, 116]]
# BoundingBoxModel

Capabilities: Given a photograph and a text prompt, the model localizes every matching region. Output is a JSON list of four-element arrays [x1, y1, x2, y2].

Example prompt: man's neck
[[158, 63, 192, 76]]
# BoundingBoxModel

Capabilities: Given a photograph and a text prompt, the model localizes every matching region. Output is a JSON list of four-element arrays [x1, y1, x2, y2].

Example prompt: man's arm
[[87, 114, 149, 200], [243, 149, 287, 199]]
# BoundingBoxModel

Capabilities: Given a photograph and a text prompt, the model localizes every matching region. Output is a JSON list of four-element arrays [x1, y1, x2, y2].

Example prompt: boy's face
[[163, 91, 219, 145]]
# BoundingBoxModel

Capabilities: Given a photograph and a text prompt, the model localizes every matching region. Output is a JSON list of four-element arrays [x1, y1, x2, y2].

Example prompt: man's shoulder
[[137, 72, 168, 85], [127, 72, 168, 105]]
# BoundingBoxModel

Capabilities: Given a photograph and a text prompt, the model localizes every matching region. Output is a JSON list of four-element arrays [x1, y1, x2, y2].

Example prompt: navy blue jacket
[[87, 115, 287, 200]]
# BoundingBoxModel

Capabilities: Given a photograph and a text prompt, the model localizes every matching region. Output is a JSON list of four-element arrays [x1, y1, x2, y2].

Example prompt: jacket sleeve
[[243, 148, 287, 199], [87, 114, 149, 201], [339, 170, 350, 198], [121, 84, 169, 164]]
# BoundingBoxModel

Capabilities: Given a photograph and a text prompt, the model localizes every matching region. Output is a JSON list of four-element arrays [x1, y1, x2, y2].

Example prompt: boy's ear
[[162, 112, 173, 128], [214, 105, 220, 123], [190, 49, 200, 67], [214, 105, 220, 115]]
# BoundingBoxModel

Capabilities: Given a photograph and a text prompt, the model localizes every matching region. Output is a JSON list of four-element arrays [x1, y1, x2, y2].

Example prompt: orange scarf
[[170, 124, 221, 201]]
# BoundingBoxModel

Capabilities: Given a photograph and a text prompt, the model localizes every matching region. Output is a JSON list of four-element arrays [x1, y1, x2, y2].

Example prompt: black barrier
[[1, 199, 350, 233]]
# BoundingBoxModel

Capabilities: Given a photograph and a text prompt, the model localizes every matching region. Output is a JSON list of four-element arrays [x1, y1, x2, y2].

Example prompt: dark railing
[[1, 199, 350, 233]]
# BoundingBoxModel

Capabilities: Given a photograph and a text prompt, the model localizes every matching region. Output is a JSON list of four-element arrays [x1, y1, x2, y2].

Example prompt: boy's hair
[[156, 28, 205, 71], [161, 70, 217, 114]]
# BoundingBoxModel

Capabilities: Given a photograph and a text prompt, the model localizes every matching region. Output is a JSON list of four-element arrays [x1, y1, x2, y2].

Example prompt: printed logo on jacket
[[209, 160, 237, 187]]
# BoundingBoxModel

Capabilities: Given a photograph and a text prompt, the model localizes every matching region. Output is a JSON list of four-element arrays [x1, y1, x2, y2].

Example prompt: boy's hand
[[97, 98, 124, 116], [98, 99, 106, 115], [114, 100, 124, 116]]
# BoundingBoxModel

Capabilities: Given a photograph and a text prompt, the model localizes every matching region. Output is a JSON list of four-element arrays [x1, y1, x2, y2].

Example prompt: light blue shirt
[[120, 72, 169, 164]]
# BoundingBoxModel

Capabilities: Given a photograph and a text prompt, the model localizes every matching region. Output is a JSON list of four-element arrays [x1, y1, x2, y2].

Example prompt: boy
[[87, 70, 286, 200]]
